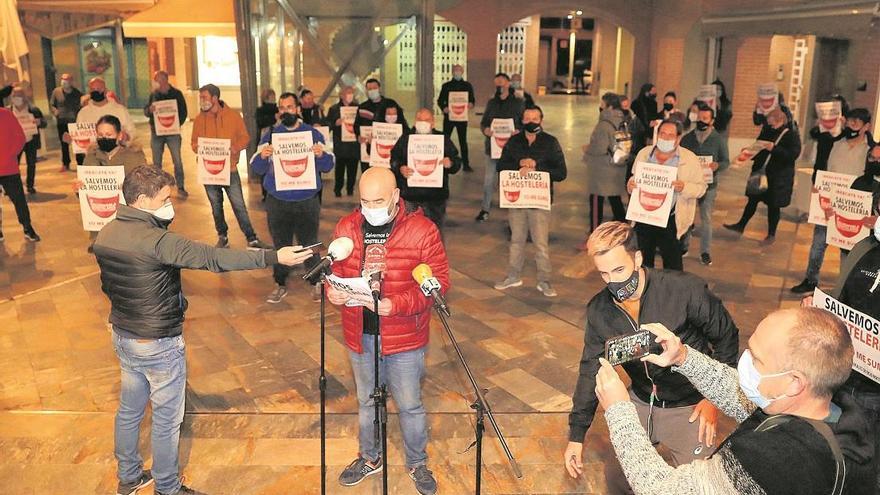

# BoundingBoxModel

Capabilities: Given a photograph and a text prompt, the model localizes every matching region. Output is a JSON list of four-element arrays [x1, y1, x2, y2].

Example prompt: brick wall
[[729, 37, 772, 139], [653, 37, 685, 99]]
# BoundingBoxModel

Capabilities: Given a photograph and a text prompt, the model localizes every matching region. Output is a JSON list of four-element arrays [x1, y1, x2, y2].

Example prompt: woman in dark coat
[[631, 83, 659, 131], [724, 108, 802, 245], [711, 79, 733, 133]]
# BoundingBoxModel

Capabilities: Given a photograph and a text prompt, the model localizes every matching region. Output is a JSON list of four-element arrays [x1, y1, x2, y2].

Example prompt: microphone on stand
[[369, 271, 383, 301], [412, 263, 450, 317], [302, 237, 354, 282]]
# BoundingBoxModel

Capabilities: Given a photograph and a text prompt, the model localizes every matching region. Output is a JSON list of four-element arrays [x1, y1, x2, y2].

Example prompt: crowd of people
[[0, 63, 877, 495]]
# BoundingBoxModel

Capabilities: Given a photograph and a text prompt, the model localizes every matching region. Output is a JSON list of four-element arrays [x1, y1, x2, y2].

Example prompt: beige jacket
[[632, 145, 707, 238]]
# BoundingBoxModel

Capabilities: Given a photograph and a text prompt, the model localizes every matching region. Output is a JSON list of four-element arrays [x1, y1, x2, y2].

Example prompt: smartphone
[[605, 330, 653, 366], [294, 242, 323, 253]]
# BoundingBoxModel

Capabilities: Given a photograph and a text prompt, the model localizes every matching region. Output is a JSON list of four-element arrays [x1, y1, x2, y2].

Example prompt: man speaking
[[327, 167, 448, 495], [93, 166, 313, 495]]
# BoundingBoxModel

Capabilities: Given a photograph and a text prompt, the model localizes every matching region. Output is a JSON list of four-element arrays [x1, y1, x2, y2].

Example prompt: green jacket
[[82, 145, 148, 175]]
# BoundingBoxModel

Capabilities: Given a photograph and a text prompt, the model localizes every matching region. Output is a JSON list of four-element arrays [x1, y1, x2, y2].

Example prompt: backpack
[[611, 121, 633, 166]]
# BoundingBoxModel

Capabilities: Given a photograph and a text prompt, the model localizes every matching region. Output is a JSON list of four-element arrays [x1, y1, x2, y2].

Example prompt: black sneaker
[[23, 228, 40, 242], [247, 237, 272, 250], [475, 210, 489, 222], [790, 278, 817, 294], [27, 187, 36, 195], [700, 253, 712, 266], [156, 485, 206, 495], [215, 235, 229, 248], [338, 456, 383, 486], [722, 223, 744, 234], [463, 164, 474, 173], [116, 470, 153, 495], [409, 465, 438, 495]]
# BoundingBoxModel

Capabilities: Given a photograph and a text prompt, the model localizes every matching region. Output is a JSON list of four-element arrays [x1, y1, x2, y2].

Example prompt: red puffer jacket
[[0, 108, 26, 176], [331, 200, 449, 356]]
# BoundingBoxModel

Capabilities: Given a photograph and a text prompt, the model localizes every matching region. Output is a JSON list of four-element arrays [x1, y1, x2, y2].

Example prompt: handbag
[[745, 128, 788, 197]]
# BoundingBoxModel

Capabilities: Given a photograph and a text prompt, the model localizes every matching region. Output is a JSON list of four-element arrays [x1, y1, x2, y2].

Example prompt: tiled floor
[[0, 95, 835, 494]]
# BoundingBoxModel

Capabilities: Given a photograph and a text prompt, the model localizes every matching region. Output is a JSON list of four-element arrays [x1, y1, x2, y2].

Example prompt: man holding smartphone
[[565, 221, 739, 494]]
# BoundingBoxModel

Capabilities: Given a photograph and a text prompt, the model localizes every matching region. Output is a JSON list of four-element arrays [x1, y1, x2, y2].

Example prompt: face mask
[[607, 267, 639, 302], [61, 81, 71, 89], [11, 96, 24, 107], [342, 94, 353, 105], [90, 90, 106, 102], [648, 93, 657, 100], [264, 99, 276, 105], [695, 122, 710, 131], [656, 138, 676, 153], [865, 158, 880, 177], [367, 89, 381, 101], [843, 127, 861, 139], [280, 113, 298, 127], [688, 111, 698, 123], [737, 350, 792, 409], [362, 198, 397, 226], [622, 109, 631, 117], [453, 73, 463, 81], [142, 202, 175, 221], [663, 102, 674, 112], [523, 122, 542, 133], [96, 137, 118, 153], [385, 114, 398, 124], [414, 121, 432, 134], [511, 81, 522, 89], [200, 100, 213, 112]]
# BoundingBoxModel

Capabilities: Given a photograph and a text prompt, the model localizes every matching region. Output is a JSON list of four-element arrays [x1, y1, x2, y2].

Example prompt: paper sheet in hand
[[153, 100, 181, 136], [826, 187, 872, 250], [407, 134, 445, 188], [448, 91, 469, 122], [325, 274, 375, 308], [369, 122, 403, 168], [78, 165, 126, 231], [813, 289, 880, 384], [272, 131, 317, 191], [809, 171, 856, 226], [490, 118, 514, 159], [197, 137, 231, 186], [499, 170, 551, 210], [698, 155, 714, 184], [341, 106, 358, 142], [68, 122, 96, 155], [626, 161, 677, 227]]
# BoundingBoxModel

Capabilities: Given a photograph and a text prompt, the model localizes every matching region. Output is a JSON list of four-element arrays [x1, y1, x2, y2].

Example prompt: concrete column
[[417, 0, 436, 110], [233, 0, 259, 157]]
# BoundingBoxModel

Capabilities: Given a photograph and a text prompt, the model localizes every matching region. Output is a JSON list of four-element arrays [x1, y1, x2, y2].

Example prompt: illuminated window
[[196, 36, 241, 87]]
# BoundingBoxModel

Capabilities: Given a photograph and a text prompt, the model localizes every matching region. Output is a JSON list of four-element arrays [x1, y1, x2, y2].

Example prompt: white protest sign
[[626, 161, 677, 227], [407, 134, 445, 188], [816, 101, 842, 137], [272, 131, 317, 191], [490, 118, 515, 159], [698, 155, 714, 184], [197, 137, 231, 186], [326, 274, 375, 308], [153, 99, 181, 136], [827, 187, 872, 250], [813, 289, 880, 385], [809, 171, 856, 226], [696, 84, 718, 111], [734, 140, 773, 166], [360, 126, 372, 162], [78, 165, 125, 231], [756, 83, 778, 115], [448, 91, 469, 122], [14, 111, 37, 139], [499, 170, 551, 211], [314, 125, 332, 151], [68, 122, 96, 155], [341, 106, 358, 142], [369, 122, 403, 168]]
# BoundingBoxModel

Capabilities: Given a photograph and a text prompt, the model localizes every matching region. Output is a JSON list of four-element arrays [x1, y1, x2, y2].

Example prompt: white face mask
[[385, 114, 398, 124], [362, 195, 397, 226], [367, 89, 381, 101], [414, 121, 432, 134], [342, 94, 353, 105], [142, 202, 175, 221], [11, 96, 24, 107], [200, 100, 213, 112], [656, 138, 677, 153]]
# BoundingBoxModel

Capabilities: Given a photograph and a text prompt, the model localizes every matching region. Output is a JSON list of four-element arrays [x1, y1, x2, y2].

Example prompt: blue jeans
[[698, 186, 717, 255], [204, 172, 257, 240], [151, 134, 185, 189], [481, 158, 498, 212], [348, 334, 428, 467], [112, 331, 186, 494], [804, 224, 848, 285]]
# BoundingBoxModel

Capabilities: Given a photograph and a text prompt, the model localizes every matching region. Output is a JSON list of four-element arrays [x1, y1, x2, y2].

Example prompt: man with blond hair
[[564, 221, 739, 494], [595, 307, 876, 494]]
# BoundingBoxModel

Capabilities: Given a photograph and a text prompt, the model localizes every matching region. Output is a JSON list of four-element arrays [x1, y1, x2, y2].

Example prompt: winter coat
[[585, 108, 628, 197]]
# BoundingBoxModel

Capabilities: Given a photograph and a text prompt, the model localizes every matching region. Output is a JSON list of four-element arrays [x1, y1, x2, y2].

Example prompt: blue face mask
[[737, 350, 792, 409], [362, 195, 398, 226]]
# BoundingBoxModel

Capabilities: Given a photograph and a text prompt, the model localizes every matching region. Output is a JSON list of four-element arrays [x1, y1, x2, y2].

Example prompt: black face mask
[[622, 109, 631, 117], [90, 90, 106, 102], [663, 103, 673, 111], [280, 112, 298, 127], [866, 159, 880, 177], [647, 93, 657, 100], [843, 127, 861, 140], [97, 137, 117, 153], [607, 268, 640, 302], [695, 121, 710, 131], [523, 122, 542, 133]]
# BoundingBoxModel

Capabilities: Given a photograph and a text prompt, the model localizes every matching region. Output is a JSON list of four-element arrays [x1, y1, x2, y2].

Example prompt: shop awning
[[702, 1, 879, 37], [122, 0, 235, 38], [18, 0, 155, 15]]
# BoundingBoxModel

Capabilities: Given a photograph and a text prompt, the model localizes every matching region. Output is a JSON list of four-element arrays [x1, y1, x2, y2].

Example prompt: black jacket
[[631, 95, 659, 130], [301, 105, 324, 126], [568, 269, 739, 442], [354, 97, 406, 135], [437, 79, 475, 119], [480, 93, 524, 155], [390, 128, 461, 202], [748, 125, 802, 207], [496, 131, 567, 199], [144, 85, 188, 133], [94, 206, 278, 339], [326, 100, 360, 160], [255, 103, 278, 133], [809, 125, 844, 182]]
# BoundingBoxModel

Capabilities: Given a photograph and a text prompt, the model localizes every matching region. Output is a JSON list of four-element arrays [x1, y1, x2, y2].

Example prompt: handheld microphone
[[369, 271, 382, 301], [412, 264, 450, 317], [302, 237, 354, 281]]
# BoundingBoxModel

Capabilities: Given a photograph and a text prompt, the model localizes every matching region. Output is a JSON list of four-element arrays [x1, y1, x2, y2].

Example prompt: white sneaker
[[494, 277, 523, 290], [266, 285, 288, 304], [537, 282, 557, 297]]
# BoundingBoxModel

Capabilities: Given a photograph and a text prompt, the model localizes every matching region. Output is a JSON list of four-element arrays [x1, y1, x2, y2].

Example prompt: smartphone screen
[[605, 330, 652, 366]]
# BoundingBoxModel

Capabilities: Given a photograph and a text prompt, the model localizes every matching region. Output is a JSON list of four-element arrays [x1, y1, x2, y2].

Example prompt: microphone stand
[[433, 304, 522, 493], [319, 272, 328, 495], [370, 292, 389, 495]]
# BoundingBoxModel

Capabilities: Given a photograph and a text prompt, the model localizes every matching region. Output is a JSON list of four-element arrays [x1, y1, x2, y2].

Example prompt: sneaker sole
[[339, 464, 384, 486], [116, 477, 154, 495], [494, 281, 523, 290]]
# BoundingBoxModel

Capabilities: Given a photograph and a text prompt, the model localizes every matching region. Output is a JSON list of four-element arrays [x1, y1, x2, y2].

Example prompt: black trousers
[[589, 194, 626, 232], [738, 196, 781, 236], [0, 174, 33, 229], [56, 119, 72, 168], [17, 140, 38, 190], [443, 119, 469, 167], [406, 199, 447, 234], [266, 194, 320, 286], [635, 215, 682, 271], [335, 156, 359, 195]]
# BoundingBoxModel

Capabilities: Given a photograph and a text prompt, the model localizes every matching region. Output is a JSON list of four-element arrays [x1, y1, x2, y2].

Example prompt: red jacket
[[332, 200, 449, 355], [0, 108, 26, 176]]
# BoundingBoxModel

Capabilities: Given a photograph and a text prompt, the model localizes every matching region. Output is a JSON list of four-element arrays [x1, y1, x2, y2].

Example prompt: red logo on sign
[[413, 158, 438, 176], [75, 138, 92, 149], [834, 213, 863, 238], [758, 96, 776, 112], [639, 189, 668, 212], [157, 115, 176, 128], [494, 136, 509, 148], [280, 157, 309, 177], [344, 122, 355, 133], [87, 194, 120, 218], [203, 158, 226, 175], [375, 143, 393, 159], [451, 103, 467, 115], [503, 188, 521, 202]]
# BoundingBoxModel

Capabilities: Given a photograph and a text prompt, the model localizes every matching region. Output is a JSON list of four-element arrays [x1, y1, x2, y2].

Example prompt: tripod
[[434, 305, 522, 493], [370, 293, 389, 495]]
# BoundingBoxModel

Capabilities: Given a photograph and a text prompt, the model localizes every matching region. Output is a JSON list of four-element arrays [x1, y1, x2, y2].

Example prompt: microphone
[[369, 271, 382, 301], [412, 264, 450, 317], [302, 237, 354, 282]]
